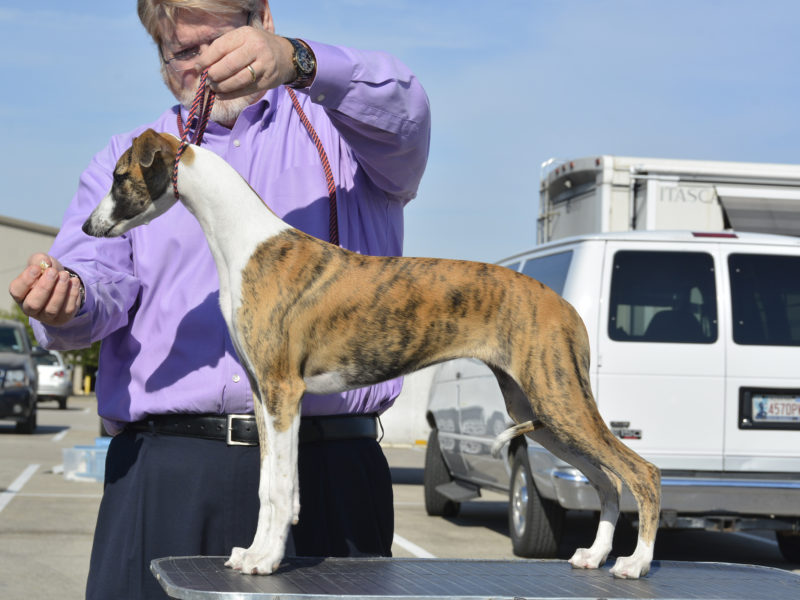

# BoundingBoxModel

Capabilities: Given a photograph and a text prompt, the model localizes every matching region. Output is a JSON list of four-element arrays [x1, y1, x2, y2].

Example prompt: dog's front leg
[[226, 381, 302, 575]]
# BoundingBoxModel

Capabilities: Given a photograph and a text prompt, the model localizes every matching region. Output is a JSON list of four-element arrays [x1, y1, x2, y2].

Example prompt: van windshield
[[520, 251, 573, 296], [0, 326, 25, 353], [730, 254, 800, 346], [608, 251, 718, 344]]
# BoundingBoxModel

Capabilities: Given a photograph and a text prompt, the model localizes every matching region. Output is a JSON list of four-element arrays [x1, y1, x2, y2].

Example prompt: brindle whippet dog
[[83, 129, 660, 579]]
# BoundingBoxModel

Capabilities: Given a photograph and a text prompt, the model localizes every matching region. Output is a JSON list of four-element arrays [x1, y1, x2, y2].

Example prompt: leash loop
[[170, 75, 339, 247], [173, 70, 216, 199], [285, 87, 339, 246]]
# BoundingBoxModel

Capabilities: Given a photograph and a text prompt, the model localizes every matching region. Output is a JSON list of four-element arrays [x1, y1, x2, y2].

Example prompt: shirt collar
[[173, 88, 279, 140]]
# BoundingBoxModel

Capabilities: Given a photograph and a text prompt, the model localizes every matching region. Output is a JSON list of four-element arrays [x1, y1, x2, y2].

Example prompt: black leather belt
[[126, 413, 379, 447]]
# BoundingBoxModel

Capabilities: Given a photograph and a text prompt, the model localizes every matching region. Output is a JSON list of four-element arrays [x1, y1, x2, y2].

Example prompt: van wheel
[[509, 445, 563, 557], [58, 396, 68, 410], [15, 408, 37, 435], [424, 429, 460, 517], [777, 531, 800, 562]]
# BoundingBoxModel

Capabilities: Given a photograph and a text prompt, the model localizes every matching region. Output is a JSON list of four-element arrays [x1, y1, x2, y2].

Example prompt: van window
[[0, 325, 25, 353], [521, 251, 573, 295], [503, 261, 521, 272], [608, 251, 717, 343], [729, 254, 800, 346]]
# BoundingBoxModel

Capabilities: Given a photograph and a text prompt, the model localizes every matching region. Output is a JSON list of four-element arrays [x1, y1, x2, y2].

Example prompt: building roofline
[[0, 214, 59, 236]]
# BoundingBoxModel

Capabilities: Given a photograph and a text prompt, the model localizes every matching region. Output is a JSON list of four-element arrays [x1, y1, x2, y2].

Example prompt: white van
[[424, 230, 800, 562]]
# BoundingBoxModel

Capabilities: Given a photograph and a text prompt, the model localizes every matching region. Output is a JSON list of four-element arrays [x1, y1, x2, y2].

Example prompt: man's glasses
[[161, 12, 254, 72]]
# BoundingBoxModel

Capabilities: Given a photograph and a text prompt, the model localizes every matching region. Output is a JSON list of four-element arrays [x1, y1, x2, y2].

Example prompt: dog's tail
[[490, 420, 539, 458]]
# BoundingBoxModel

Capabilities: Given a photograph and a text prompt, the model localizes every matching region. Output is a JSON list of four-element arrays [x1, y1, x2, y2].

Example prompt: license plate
[[751, 393, 800, 423]]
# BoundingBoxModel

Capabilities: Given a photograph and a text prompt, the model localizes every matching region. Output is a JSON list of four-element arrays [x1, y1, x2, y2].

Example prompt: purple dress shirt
[[32, 41, 431, 434]]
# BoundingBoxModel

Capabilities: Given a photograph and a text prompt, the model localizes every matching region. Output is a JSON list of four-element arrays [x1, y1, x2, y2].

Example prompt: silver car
[[34, 349, 71, 410]]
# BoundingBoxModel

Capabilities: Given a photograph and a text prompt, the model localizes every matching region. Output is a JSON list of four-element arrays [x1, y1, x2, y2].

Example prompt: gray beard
[[162, 66, 263, 128]]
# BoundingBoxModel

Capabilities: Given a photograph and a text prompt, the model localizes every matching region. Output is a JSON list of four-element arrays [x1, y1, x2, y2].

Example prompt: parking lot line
[[0, 464, 40, 514], [392, 534, 437, 558], [52, 429, 69, 442]]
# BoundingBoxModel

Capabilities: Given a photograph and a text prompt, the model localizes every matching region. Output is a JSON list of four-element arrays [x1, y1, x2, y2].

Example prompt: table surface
[[151, 556, 800, 600]]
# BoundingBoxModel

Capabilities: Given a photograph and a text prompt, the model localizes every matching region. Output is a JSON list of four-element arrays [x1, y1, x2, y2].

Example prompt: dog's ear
[[135, 129, 172, 169]]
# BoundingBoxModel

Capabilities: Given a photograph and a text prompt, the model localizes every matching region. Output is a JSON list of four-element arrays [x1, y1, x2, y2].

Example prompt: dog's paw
[[225, 545, 284, 575], [568, 547, 607, 570], [224, 546, 247, 570], [239, 549, 283, 575], [609, 554, 651, 579]]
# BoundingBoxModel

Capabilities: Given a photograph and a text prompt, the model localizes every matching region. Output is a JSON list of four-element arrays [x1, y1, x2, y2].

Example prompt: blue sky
[[1, 1, 798, 262]]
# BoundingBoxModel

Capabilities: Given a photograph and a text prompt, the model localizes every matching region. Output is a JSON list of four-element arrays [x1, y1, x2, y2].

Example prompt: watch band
[[285, 37, 316, 89], [64, 267, 86, 310]]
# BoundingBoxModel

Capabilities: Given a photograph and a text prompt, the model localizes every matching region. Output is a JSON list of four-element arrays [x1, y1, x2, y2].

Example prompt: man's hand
[[8, 253, 83, 327], [198, 27, 295, 99]]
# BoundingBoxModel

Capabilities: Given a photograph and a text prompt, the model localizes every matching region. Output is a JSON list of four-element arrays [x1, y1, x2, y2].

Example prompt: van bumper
[[527, 447, 800, 523], [0, 388, 35, 422]]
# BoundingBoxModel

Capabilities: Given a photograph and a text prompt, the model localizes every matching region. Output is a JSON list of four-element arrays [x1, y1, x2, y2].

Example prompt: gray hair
[[137, 0, 264, 46]]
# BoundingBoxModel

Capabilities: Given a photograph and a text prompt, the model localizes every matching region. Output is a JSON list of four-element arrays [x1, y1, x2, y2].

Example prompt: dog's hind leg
[[529, 428, 622, 569], [490, 366, 625, 569], [537, 394, 660, 578], [511, 313, 660, 578]]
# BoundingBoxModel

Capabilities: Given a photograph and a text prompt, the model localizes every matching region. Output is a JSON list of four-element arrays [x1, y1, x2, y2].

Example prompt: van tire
[[509, 446, 563, 558], [777, 531, 800, 562], [15, 407, 37, 435], [424, 429, 460, 517]]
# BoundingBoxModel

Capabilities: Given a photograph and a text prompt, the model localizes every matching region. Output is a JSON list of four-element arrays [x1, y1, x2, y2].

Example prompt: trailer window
[[520, 251, 573, 296], [608, 251, 717, 343], [729, 254, 800, 346]]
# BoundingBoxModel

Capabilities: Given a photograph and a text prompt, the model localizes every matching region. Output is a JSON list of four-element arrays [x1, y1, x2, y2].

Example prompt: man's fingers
[[8, 253, 77, 326], [199, 27, 280, 95], [38, 270, 73, 323], [20, 266, 59, 316], [8, 263, 43, 306]]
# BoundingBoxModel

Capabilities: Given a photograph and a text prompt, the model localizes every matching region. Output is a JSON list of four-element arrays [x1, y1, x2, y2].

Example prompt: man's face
[[159, 10, 265, 126]]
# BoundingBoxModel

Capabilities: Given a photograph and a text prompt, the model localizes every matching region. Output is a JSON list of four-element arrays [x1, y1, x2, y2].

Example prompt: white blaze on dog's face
[[82, 129, 183, 238]]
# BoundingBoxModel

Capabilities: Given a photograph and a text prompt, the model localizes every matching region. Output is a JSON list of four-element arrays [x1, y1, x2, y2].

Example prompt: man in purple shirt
[[8, 1, 430, 598]]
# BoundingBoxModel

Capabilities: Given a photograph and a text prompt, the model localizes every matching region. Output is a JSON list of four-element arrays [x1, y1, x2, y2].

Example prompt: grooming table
[[151, 556, 800, 599]]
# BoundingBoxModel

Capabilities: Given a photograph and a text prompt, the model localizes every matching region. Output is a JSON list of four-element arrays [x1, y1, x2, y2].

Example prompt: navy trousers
[[85, 429, 393, 600]]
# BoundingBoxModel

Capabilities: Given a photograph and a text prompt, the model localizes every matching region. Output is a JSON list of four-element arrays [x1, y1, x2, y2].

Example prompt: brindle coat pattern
[[82, 129, 661, 580]]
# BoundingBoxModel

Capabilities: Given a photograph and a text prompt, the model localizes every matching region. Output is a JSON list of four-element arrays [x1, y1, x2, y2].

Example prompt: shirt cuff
[[302, 40, 355, 107]]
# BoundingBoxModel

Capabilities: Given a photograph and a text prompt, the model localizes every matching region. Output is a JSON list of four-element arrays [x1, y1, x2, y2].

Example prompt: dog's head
[[82, 129, 184, 238]]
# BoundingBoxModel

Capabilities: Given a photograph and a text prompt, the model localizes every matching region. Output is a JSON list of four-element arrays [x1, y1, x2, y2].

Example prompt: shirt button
[[233, 139, 241, 148], [316, 94, 326, 102], [232, 374, 241, 383]]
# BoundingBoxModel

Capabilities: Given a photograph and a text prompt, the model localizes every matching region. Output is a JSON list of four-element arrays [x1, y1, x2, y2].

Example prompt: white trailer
[[538, 155, 800, 243]]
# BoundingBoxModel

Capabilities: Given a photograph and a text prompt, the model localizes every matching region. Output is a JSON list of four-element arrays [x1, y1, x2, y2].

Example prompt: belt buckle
[[226, 414, 257, 446]]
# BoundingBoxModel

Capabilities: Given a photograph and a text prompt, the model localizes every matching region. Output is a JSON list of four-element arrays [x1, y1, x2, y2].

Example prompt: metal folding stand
[[151, 556, 800, 600]]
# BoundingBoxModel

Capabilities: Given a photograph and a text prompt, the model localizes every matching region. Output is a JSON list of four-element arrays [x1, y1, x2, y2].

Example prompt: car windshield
[[0, 326, 25, 353], [35, 353, 60, 366]]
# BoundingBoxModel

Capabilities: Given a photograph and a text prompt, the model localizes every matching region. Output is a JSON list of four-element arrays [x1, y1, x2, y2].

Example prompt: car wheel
[[777, 531, 800, 562], [424, 429, 460, 517], [509, 445, 563, 558], [15, 407, 37, 435], [58, 396, 68, 410]]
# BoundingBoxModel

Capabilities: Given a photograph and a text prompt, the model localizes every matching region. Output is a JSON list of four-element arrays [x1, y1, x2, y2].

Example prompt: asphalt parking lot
[[1, 395, 797, 599]]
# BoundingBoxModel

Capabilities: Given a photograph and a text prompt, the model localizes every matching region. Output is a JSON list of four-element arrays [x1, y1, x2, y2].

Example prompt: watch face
[[296, 48, 315, 75]]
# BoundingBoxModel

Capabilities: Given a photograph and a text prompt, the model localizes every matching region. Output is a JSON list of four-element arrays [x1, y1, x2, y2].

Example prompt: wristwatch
[[64, 267, 86, 310], [285, 38, 316, 89]]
